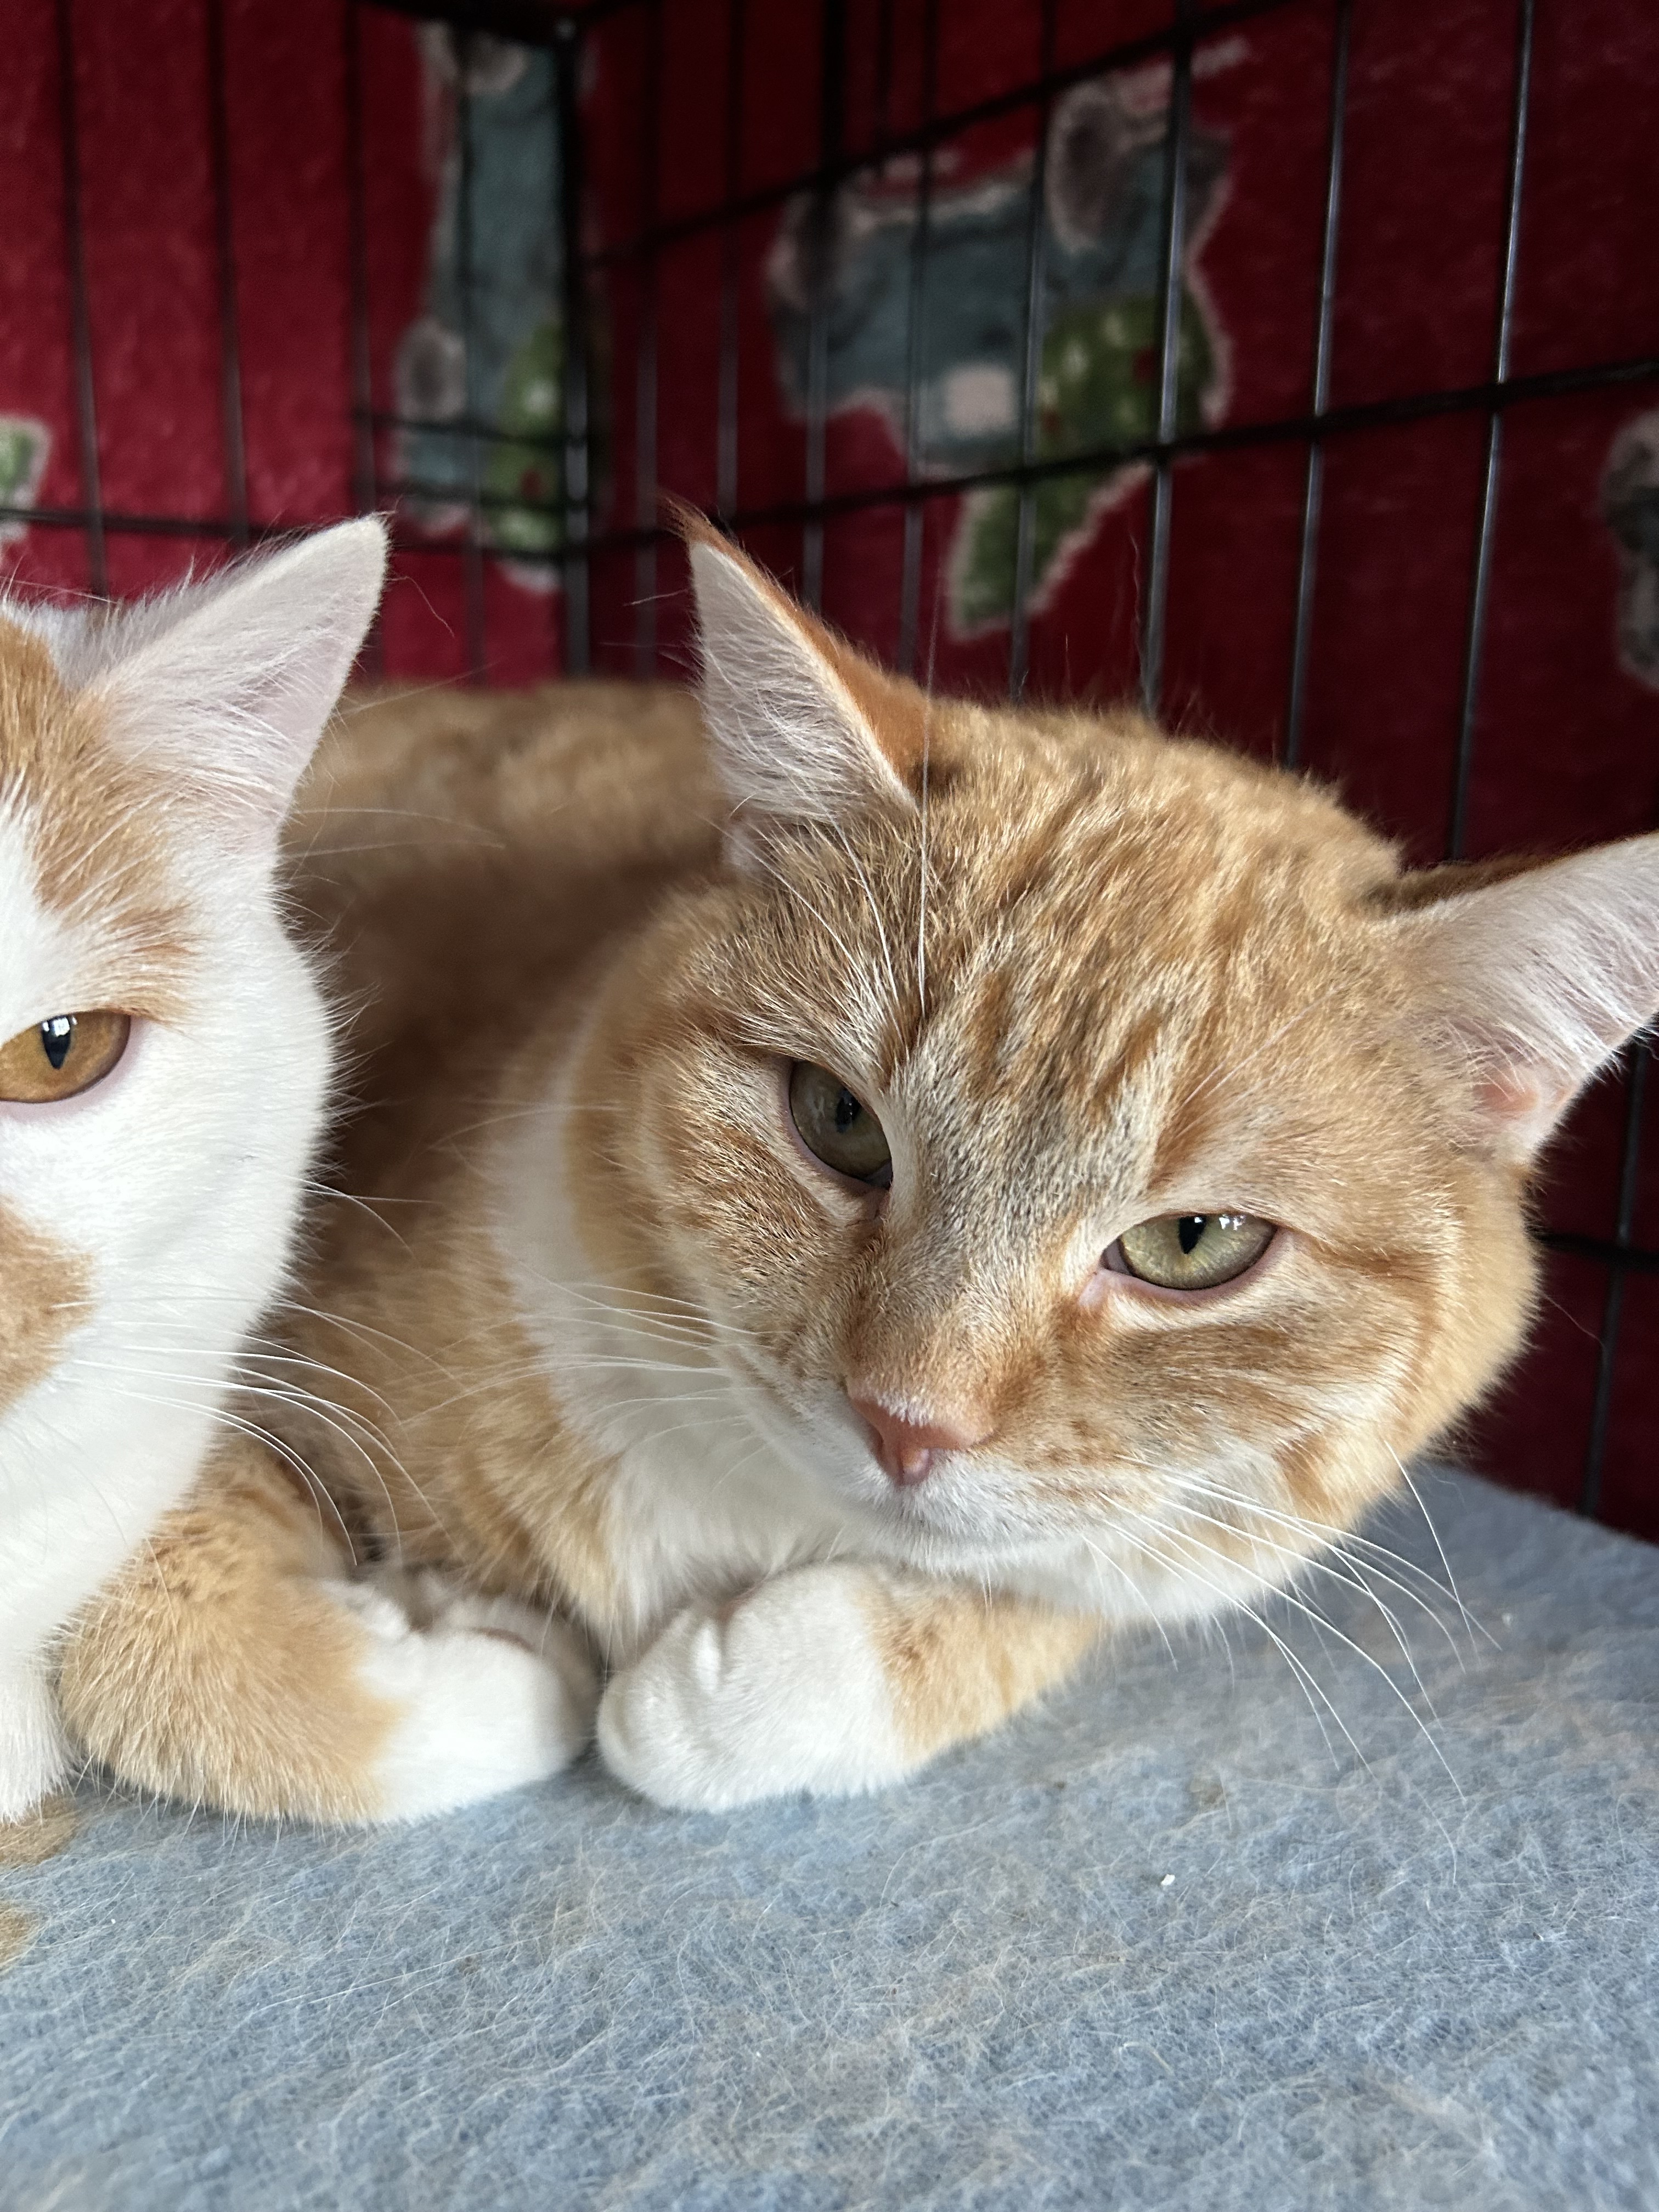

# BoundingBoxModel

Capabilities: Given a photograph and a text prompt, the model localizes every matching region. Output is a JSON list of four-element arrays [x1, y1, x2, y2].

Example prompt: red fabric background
[[2, 0, 1656, 1531]]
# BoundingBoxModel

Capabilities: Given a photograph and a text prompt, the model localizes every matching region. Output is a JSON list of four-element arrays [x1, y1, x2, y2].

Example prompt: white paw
[[596, 1567, 911, 1811], [339, 1573, 600, 1820], [0, 1667, 70, 1826]]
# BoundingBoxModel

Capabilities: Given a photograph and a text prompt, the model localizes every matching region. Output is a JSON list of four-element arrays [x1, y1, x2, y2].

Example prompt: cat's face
[[573, 528, 1659, 1607], [0, 523, 385, 1438]]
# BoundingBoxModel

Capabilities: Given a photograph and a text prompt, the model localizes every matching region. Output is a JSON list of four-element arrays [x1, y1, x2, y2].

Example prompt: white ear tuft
[[1393, 834, 1659, 1158], [689, 538, 913, 844], [87, 517, 388, 847]]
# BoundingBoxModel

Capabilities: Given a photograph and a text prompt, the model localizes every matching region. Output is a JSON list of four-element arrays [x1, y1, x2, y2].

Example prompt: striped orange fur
[[61, 526, 1659, 1820]]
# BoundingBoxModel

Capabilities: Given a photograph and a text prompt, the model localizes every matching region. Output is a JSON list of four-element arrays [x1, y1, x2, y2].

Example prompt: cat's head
[[0, 521, 386, 1420], [574, 524, 1659, 1606]]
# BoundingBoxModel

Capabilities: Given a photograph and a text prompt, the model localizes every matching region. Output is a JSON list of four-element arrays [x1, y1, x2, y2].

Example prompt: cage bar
[[439, 33, 490, 660], [342, 0, 386, 673], [1138, 0, 1196, 718], [11, 351, 1654, 569], [205, 0, 249, 549], [633, 0, 663, 673], [52, 0, 106, 595], [871, 0, 894, 153], [714, 0, 747, 521], [453, 30, 489, 679], [801, 0, 849, 611], [1446, 0, 1534, 860], [586, 0, 1298, 273], [894, 0, 940, 679], [345, 2, 378, 522], [575, 352, 1659, 551], [1578, 1045, 1650, 1517], [556, 13, 591, 673], [1283, 0, 1350, 770], [1006, 0, 1058, 701]]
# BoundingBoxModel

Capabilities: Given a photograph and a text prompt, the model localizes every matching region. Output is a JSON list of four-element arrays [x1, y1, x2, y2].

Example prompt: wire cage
[[3, 0, 1657, 1534]]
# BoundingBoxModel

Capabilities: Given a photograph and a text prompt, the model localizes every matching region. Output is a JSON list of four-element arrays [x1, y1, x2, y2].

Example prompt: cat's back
[[288, 678, 719, 1069]]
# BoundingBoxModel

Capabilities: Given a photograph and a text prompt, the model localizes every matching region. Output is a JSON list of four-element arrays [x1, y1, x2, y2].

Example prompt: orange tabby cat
[[60, 517, 1659, 1820]]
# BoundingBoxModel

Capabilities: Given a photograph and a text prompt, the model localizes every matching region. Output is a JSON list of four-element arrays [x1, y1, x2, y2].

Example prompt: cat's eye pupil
[[1110, 1208, 1276, 1292], [787, 1061, 893, 1188], [0, 1008, 129, 1103]]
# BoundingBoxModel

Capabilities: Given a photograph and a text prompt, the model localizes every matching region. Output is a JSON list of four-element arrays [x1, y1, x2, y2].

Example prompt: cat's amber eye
[[788, 1060, 893, 1188], [1109, 1211, 1274, 1293], [0, 1012, 132, 1104]]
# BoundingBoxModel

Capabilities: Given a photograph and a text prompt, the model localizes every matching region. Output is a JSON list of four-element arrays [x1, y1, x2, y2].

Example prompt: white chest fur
[[487, 1054, 863, 1664]]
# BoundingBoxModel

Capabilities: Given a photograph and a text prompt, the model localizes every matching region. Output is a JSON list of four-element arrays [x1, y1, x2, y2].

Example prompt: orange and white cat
[[0, 522, 385, 1820], [61, 518, 1659, 1820]]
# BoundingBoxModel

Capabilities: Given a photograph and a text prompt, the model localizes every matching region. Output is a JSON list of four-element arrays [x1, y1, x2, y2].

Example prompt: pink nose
[[849, 1395, 990, 1488]]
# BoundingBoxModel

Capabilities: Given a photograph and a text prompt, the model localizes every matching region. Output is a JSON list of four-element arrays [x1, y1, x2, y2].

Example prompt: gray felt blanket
[[1, 1470, 1655, 2212]]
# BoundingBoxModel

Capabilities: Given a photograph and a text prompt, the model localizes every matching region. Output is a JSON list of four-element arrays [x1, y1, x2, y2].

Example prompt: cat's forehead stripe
[[0, 614, 194, 988]]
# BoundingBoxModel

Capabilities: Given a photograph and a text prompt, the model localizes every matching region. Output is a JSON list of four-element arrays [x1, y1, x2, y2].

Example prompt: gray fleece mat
[[2, 1470, 1655, 2212]]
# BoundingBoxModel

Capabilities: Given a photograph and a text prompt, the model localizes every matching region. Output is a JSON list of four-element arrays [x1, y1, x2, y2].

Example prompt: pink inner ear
[[1477, 1069, 1542, 1122], [1475, 1065, 1572, 1144]]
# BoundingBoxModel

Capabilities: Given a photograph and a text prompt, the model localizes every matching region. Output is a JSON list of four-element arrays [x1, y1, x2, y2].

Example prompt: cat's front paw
[[343, 1577, 600, 1820], [0, 1669, 70, 1826], [596, 1567, 911, 1810]]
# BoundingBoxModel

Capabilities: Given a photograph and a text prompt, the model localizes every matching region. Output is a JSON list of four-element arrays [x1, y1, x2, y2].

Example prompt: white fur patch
[[489, 1059, 856, 1666], [0, 522, 386, 1821], [596, 1566, 912, 1810], [341, 1577, 598, 1820], [0, 1659, 68, 1824]]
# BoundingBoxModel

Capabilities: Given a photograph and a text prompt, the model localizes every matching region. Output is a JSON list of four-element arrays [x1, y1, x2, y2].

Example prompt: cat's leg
[[0, 1661, 70, 1825], [596, 1565, 1099, 1810], [58, 1434, 599, 1823]]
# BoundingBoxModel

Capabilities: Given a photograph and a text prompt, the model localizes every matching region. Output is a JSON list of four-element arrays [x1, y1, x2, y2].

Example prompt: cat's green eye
[[788, 1061, 893, 1188], [0, 1011, 132, 1104], [1111, 1211, 1274, 1292]]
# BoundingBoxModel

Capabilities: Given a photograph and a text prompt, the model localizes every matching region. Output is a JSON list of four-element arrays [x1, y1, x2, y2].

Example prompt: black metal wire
[[52, 0, 106, 596], [345, 2, 379, 521], [1139, 0, 1196, 718], [714, 0, 747, 522], [381, 0, 562, 41], [1007, 0, 1058, 702], [365, 404, 561, 449], [343, 0, 385, 675], [1542, 1224, 1659, 1279], [205, 0, 249, 549], [1283, 0, 1350, 770], [12, 349, 1656, 565], [453, 29, 489, 681], [1447, 0, 1534, 860], [872, 0, 895, 154], [582, 0, 1300, 273], [633, 0, 663, 673], [1577, 1044, 1650, 1517], [895, 0, 940, 677], [555, 13, 591, 672], [647, 352, 1659, 542], [802, 0, 848, 611]]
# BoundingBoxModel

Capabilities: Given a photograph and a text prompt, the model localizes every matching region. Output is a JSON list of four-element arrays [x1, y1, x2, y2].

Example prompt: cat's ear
[[1387, 834, 1659, 1160], [89, 518, 388, 848], [679, 509, 932, 853]]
